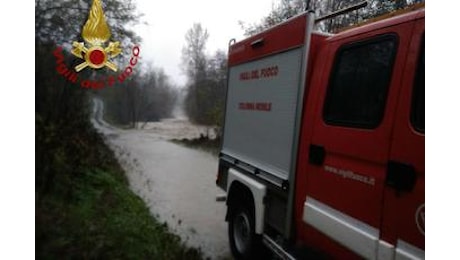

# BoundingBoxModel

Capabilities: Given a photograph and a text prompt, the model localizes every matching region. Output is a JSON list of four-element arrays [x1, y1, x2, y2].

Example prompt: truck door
[[380, 16, 425, 259], [300, 20, 415, 259]]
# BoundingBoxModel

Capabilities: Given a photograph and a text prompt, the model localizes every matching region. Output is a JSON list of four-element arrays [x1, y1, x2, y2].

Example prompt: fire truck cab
[[216, 4, 424, 259]]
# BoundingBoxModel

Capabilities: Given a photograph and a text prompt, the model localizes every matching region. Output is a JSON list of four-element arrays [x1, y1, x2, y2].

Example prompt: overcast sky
[[134, 0, 277, 86]]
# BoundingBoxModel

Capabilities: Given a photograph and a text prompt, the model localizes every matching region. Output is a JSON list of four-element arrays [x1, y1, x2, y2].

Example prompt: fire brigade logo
[[52, 0, 140, 88], [71, 0, 121, 72]]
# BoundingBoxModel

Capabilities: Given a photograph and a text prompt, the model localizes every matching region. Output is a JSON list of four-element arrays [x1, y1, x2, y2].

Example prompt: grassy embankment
[[36, 116, 203, 259]]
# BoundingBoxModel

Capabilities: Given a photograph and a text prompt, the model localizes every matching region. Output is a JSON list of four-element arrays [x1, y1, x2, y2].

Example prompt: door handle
[[386, 160, 417, 192], [309, 144, 325, 166], [250, 38, 264, 48]]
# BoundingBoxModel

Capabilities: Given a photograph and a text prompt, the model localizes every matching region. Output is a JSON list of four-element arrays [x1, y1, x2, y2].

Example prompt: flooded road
[[91, 99, 230, 259]]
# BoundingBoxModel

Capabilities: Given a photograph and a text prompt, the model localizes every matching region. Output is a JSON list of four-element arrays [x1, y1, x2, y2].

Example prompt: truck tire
[[228, 203, 261, 259]]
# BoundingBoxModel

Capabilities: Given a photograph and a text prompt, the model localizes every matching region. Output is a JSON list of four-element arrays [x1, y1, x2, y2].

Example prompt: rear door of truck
[[221, 15, 307, 185]]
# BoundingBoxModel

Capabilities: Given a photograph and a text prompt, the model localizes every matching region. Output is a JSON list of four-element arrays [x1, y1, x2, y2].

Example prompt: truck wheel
[[228, 204, 261, 259]]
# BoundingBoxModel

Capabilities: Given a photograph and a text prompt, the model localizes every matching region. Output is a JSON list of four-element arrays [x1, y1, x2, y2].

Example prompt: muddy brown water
[[92, 99, 231, 259]]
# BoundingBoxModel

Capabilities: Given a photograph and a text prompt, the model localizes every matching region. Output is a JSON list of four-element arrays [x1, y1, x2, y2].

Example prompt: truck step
[[262, 234, 296, 260], [262, 234, 330, 260]]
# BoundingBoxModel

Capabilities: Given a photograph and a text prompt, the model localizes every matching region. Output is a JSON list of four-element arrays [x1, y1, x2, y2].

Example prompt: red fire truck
[[216, 2, 424, 259]]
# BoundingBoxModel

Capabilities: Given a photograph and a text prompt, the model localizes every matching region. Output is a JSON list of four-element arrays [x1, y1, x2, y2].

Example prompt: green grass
[[36, 117, 203, 259], [36, 169, 202, 259]]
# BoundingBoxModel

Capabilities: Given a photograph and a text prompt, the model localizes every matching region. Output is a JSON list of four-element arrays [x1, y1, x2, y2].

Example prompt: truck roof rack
[[314, 1, 368, 23]]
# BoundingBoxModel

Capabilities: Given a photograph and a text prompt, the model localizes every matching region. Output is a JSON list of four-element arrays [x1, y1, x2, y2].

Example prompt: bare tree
[[180, 24, 228, 128], [181, 23, 209, 83], [239, 0, 305, 36], [98, 66, 177, 128], [239, 0, 424, 36], [181, 23, 209, 123]]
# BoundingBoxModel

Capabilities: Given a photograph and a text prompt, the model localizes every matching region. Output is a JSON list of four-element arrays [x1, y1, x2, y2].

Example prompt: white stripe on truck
[[303, 196, 380, 259], [303, 197, 425, 260]]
